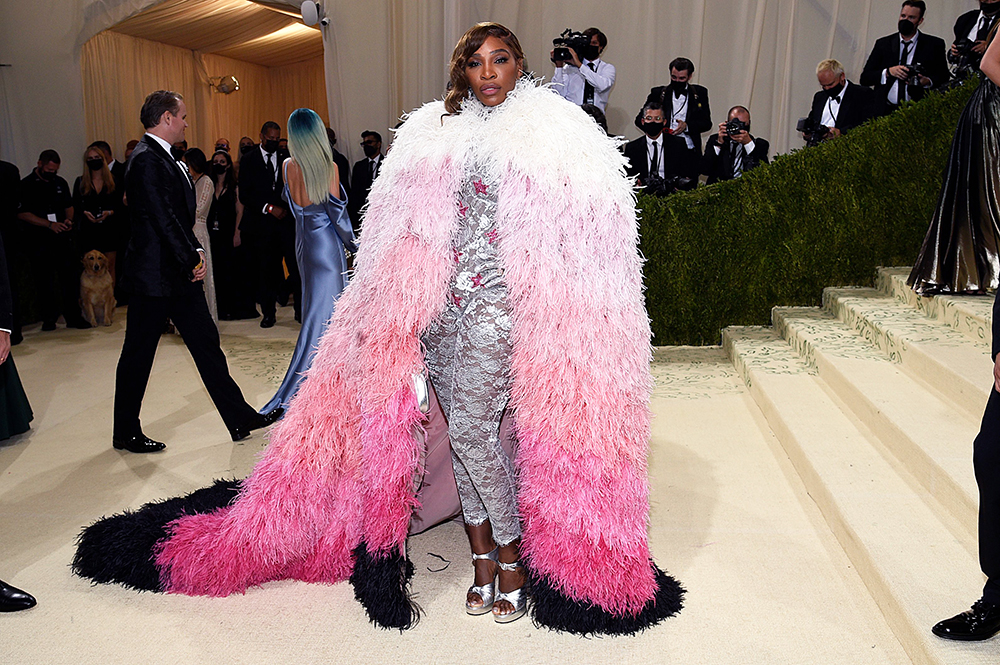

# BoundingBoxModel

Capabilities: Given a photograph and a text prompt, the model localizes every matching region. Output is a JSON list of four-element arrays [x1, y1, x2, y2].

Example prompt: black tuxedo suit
[[238, 147, 297, 319], [109, 158, 131, 302], [700, 134, 770, 184], [114, 135, 256, 440], [349, 155, 381, 232], [332, 148, 350, 192], [623, 134, 690, 193], [806, 82, 877, 135], [860, 31, 949, 114]]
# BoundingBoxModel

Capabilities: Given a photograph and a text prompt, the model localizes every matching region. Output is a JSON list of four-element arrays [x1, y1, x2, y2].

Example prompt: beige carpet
[[0, 309, 912, 664]]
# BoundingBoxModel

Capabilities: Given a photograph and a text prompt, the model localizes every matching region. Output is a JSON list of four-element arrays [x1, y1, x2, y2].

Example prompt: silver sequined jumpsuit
[[421, 165, 521, 546]]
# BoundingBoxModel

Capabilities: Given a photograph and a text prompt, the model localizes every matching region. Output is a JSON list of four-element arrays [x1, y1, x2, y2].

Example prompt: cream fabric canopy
[[0, 0, 976, 181]]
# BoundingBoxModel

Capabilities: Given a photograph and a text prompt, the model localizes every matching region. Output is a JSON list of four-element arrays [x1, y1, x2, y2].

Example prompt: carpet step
[[723, 326, 992, 665], [877, 267, 992, 349], [823, 287, 992, 420], [772, 306, 979, 542]]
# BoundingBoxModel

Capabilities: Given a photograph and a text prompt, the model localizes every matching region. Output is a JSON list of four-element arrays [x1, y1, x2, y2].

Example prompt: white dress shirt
[[670, 91, 695, 150], [552, 58, 616, 112], [968, 10, 991, 41], [646, 134, 665, 179]]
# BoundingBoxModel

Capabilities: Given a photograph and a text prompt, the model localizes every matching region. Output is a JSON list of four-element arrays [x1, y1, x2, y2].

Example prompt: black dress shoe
[[0, 579, 36, 612], [112, 434, 166, 453], [229, 407, 284, 442], [260, 314, 276, 328], [932, 598, 1000, 641], [41, 321, 56, 332]]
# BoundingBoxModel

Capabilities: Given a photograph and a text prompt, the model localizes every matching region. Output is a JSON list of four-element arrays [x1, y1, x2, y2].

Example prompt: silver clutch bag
[[413, 369, 430, 414]]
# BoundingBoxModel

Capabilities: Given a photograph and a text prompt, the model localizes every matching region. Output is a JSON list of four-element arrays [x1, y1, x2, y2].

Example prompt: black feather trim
[[349, 541, 420, 630], [528, 562, 684, 636], [72, 478, 241, 591]]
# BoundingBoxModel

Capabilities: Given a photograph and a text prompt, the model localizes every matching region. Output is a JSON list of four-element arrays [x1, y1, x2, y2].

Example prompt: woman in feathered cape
[[74, 22, 683, 635]]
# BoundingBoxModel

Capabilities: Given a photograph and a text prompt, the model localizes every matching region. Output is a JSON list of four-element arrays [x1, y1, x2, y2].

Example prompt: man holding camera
[[860, 0, 949, 116], [550, 28, 616, 112], [701, 106, 769, 185], [951, 1, 1000, 78], [624, 102, 690, 196], [802, 59, 876, 145]]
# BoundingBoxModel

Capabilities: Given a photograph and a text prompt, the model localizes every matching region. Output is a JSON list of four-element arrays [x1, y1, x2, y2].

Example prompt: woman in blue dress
[[260, 109, 356, 414]]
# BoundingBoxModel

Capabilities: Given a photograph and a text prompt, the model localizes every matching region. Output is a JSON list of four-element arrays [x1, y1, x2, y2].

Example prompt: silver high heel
[[466, 546, 498, 616], [493, 559, 527, 624]]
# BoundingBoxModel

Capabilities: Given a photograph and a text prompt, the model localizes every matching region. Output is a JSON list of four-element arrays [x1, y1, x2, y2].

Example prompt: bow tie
[[832, 95, 841, 103]]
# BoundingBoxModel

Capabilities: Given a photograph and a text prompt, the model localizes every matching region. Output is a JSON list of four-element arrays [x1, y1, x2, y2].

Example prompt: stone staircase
[[723, 267, 999, 664]]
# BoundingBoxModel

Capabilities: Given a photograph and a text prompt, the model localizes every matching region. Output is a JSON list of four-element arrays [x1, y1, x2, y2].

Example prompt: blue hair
[[287, 108, 336, 206]]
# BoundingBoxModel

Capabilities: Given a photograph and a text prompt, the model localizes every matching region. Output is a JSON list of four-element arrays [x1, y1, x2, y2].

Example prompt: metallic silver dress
[[421, 166, 521, 546]]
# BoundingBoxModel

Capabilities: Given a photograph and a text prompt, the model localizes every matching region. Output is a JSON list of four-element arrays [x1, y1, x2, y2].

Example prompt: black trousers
[[27, 226, 83, 325], [247, 219, 300, 318], [975, 388, 1000, 604], [113, 290, 256, 439]]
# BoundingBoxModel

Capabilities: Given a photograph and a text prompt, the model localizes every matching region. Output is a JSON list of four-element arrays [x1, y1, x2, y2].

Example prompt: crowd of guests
[[0, 118, 387, 340], [554, 1, 993, 196]]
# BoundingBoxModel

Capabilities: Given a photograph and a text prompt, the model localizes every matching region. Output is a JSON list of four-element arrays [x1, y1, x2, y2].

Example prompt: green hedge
[[638, 79, 978, 345]]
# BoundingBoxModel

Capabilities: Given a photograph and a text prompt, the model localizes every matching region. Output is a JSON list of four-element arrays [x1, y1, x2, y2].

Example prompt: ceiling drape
[[80, 30, 328, 159]]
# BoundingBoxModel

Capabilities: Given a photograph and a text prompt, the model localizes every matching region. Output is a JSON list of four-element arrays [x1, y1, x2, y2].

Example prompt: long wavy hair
[[444, 22, 525, 115], [287, 108, 337, 206], [80, 147, 115, 196]]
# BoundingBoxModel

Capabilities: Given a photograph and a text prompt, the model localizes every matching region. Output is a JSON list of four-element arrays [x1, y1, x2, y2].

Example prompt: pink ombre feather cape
[[153, 81, 682, 633]]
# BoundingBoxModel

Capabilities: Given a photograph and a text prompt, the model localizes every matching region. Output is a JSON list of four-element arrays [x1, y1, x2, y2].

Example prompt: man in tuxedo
[[239, 120, 296, 328], [860, 1, 949, 116], [326, 127, 351, 191], [951, 1, 1000, 77], [113, 90, 281, 453], [636, 57, 712, 182], [349, 131, 383, 232], [624, 102, 690, 196], [0, 228, 35, 612], [933, 289, 1000, 641], [550, 27, 616, 113], [804, 59, 877, 144], [0, 154, 23, 344], [701, 106, 769, 185]]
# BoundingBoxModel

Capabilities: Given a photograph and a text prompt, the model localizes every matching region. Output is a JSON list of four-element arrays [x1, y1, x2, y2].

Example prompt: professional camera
[[644, 173, 692, 197], [904, 62, 926, 87], [724, 118, 749, 137], [552, 28, 591, 62], [796, 116, 829, 147], [949, 38, 974, 65]]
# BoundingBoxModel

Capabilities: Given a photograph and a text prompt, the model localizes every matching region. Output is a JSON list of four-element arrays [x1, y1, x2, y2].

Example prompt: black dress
[[73, 177, 118, 253], [208, 185, 257, 319], [909, 76, 1000, 294]]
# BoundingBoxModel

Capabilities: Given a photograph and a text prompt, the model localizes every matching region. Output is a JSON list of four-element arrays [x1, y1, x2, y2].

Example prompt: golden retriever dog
[[80, 250, 115, 327]]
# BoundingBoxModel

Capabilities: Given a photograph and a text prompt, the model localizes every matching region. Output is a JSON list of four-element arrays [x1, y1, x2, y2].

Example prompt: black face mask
[[39, 169, 55, 181], [670, 80, 688, 95], [583, 45, 600, 61], [213, 163, 228, 175], [86, 158, 104, 171], [240, 144, 253, 155], [825, 82, 845, 99], [983, 2, 1000, 16], [170, 146, 185, 160], [898, 18, 917, 37], [362, 144, 379, 158], [262, 139, 280, 154], [642, 121, 664, 137]]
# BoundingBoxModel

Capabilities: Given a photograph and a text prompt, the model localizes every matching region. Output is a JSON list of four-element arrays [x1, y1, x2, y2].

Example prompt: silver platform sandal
[[493, 560, 527, 624], [466, 547, 499, 616]]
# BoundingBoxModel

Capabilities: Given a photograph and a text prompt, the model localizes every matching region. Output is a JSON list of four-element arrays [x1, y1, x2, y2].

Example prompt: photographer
[[635, 57, 712, 183], [550, 28, 616, 112], [701, 106, 769, 184], [802, 59, 876, 145], [624, 102, 691, 196], [951, 1, 1000, 79], [860, 1, 949, 116]]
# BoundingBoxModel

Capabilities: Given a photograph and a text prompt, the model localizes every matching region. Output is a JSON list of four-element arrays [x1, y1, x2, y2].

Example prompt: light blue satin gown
[[260, 167, 356, 414]]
